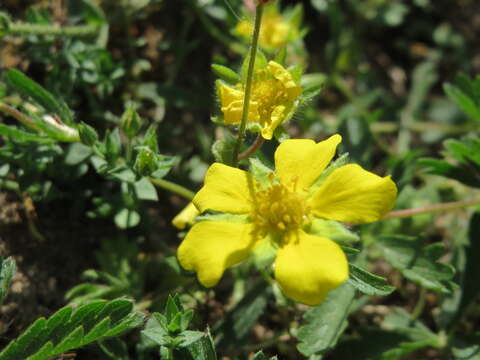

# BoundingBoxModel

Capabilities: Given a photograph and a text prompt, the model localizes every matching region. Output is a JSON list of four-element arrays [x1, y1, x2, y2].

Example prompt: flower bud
[[120, 107, 142, 138], [78, 122, 98, 146], [134, 147, 158, 177]]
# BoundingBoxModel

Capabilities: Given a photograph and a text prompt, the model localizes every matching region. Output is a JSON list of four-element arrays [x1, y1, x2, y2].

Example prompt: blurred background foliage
[[1, 0, 480, 359]]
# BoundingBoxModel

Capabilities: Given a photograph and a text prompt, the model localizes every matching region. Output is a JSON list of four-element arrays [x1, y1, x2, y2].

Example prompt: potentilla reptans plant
[[177, 135, 397, 305]]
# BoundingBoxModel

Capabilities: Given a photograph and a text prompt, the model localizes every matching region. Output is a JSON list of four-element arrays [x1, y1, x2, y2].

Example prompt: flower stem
[[0, 102, 42, 132], [238, 135, 265, 160], [148, 177, 195, 201], [6, 22, 99, 37], [382, 198, 480, 220], [231, 3, 264, 167]]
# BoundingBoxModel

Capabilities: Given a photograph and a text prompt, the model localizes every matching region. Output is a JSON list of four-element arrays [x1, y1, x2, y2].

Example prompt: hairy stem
[[148, 178, 195, 201], [238, 135, 265, 160], [382, 198, 480, 220], [232, 3, 264, 167]]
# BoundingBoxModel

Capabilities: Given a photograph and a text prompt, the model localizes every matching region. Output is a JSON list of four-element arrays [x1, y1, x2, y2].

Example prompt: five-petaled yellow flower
[[218, 61, 302, 140], [177, 135, 397, 305]]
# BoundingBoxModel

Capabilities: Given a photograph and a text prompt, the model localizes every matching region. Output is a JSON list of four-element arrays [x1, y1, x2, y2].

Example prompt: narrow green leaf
[[296, 282, 355, 356], [25, 342, 54, 360], [178, 331, 205, 348], [348, 264, 395, 296], [103, 312, 145, 337], [212, 64, 240, 84], [0, 257, 16, 305], [0, 124, 53, 143], [6, 69, 73, 123]]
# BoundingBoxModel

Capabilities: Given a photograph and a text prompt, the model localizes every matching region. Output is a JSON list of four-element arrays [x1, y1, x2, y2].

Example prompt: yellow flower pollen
[[252, 74, 289, 123], [251, 180, 310, 237]]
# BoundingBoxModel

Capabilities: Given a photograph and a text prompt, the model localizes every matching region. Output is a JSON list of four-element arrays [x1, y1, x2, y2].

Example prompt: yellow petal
[[261, 105, 285, 140], [274, 134, 342, 190], [219, 83, 260, 125], [177, 222, 257, 287], [267, 61, 302, 99], [274, 231, 348, 306], [172, 202, 200, 230], [311, 164, 397, 223], [194, 162, 255, 214]]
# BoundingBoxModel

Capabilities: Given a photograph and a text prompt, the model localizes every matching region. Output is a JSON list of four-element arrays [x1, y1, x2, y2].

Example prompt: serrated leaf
[[377, 235, 455, 293], [212, 64, 240, 84], [0, 299, 143, 360], [83, 317, 111, 344], [348, 264, 395, 296], [6, 69, 73, 124], [53, 326, 84, 354], [0, 257, 16, 305], [296, 282, 355, 356]]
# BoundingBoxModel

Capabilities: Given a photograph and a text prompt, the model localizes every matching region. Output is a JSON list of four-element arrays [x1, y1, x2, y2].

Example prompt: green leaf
[[211, 137, 236, 166], [134, 177, 158, 201], [212, 64, 240, 84], [348, 264, 395, 296], [214, 281, 269, 350], [0, 257, 16, 305], [179, 331, 205, 348], [0, 124, 54, 144], [296, 282, 355, 356], [377, 235, 455, 293], [114, 208, 141, 229], [450, 212, 480, 324], [444, 82, 480, 121], [0, 299, 144, 360], [6, 69, 73, 124], [308, 219, 359, 244], [183, 329, 217, 360], [64, 143, 92, 166]]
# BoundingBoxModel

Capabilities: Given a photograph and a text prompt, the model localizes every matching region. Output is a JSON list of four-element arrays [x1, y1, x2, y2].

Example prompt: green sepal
[[195, 213, 250, 224], [305, 218, 359, 244], [212, 64, 240, 85], [120, 107, 142, 138], [249, 157, 274, 190], [273, 47, 287, 65], [211, 136, 236, 166], [241, 49, 268, 83], [78, 122, 99, 146], [309, 152, 349, 193], [252, 236, 277, 271]]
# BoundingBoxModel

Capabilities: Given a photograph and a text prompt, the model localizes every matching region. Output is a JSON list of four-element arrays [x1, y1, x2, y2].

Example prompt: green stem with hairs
[[382, 198, 480, 220], [148, 178, 195, 201], [6, 22, 99, 37], [232, 3, 264, 167]]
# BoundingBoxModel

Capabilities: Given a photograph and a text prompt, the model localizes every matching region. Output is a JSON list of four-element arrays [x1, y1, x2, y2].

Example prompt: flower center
[[251, 182, 309, 234], [251, 76, 289, 123]]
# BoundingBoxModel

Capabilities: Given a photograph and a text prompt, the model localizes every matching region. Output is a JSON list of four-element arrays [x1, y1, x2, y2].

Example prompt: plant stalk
[[231, 3, 264, 167], [238, 135, 265, 160], [148, 178, 195, 201], [7, 22, 99, 37], [382, 198, 480, 220]]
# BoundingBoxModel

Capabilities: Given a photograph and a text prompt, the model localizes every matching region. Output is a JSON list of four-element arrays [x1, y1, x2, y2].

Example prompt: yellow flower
[[236, 6, 295, 50], [218, 61, 302, 140], [172, 202, 200, 230], [177, 135, 397, 305]]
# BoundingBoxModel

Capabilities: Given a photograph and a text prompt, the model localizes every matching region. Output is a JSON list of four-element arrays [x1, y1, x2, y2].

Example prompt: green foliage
[[0, 257, 16, 305], [296, 282, 355, 356], [0, 299, 145, 360], [348, 264, 395, 296], [377, 235, 456, 293]]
